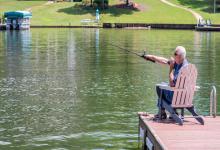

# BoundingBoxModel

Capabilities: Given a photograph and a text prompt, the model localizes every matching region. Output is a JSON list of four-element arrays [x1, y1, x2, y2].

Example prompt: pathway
[[25, 1, 54, 12], [160, 0, 203, 22]]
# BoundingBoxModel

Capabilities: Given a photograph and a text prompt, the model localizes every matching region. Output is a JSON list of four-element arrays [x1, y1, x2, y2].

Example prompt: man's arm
[[144, 55, 169, 65], [169, 62, 175, 87], [143, 54, 175, 86]]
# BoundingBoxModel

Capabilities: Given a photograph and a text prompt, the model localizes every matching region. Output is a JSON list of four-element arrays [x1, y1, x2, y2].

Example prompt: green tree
[[93, 0, 108, 9], [126, 0, 129, 5]]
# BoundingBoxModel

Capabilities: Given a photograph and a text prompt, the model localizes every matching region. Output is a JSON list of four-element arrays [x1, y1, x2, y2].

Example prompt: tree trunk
[[126, 0, 129, 6]]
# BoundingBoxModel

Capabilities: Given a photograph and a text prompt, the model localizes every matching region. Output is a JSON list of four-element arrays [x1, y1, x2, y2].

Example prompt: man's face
[[174, 50, 183, 64]]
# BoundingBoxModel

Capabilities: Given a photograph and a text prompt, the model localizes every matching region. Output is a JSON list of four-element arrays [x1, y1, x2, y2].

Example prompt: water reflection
[[0, 29, 219, 149]]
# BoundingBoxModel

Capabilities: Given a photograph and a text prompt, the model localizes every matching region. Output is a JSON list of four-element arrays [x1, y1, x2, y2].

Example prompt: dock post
[[138, 112, 164, 150]]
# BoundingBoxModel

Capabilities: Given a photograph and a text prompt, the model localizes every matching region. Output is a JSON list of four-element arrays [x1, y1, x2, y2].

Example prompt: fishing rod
[[109, 43, 143, 57], [109, 43, 155, 63]]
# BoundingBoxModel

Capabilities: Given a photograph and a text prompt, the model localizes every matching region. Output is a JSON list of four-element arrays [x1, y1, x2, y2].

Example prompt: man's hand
[[169, 72, 175, 87], [169, 79, 175, 87]]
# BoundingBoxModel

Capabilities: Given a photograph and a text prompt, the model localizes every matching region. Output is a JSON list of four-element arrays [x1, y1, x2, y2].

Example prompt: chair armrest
[[156, 83, 174, 91], [156, 83, 200, 92], [195, 86, 200, 91]]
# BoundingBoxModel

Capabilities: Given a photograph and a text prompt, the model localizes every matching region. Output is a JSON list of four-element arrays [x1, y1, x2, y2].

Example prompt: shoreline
[[31, 25, 100, 29], [1, 23, 220, 30], [30, 24, 196, 30], [30, 23, 220, 30], [104, 23, 196, 30]]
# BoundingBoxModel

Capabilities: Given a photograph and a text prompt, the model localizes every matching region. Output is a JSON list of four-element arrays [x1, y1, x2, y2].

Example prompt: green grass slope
[[0, 0, 196, 25], [0, 0, 46, 13]]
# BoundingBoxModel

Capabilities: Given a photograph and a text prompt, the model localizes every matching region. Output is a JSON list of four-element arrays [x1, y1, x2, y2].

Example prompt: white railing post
[[210, 86, 217, 117]]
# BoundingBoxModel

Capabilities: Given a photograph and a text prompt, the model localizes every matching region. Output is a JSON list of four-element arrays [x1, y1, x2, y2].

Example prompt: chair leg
[[187, 106, 204, 125], [171, 113, 183, 125], [163, 102, 183, 125], [181, 108, 184, 119]]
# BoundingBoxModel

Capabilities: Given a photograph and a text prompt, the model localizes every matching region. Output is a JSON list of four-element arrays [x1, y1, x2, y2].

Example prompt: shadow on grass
[[175, 0, 216, 13], [57, 3, 140, 17]]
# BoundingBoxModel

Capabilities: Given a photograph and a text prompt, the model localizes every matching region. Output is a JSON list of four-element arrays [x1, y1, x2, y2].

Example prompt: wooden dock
[[138, 112, 220, 150], [0, 24, 6, 30]]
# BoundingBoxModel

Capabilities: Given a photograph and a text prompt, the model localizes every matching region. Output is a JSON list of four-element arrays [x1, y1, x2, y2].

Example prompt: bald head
[[175, 46, 186, 59]]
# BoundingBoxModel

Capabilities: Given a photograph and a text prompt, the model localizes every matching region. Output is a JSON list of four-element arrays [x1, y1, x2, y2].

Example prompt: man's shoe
[[153, 112, 167, 120]]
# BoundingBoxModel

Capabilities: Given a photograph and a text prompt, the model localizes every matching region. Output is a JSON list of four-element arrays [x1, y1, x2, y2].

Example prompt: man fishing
[[142, 46, 188, 119]]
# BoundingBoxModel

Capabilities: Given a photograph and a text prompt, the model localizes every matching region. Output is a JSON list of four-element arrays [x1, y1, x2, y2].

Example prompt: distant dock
[[195, 26, 220, 31], [138, 112, 220, 150], [0, 24, 6, 30]]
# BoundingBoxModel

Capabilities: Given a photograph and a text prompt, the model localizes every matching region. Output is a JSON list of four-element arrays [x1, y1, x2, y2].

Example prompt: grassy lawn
[[0, 0, 196, 25], [168, 0, 220, 24], [100, 0, 195, 24], [0, 0, 46, 13], [31, 0, 196, 25]]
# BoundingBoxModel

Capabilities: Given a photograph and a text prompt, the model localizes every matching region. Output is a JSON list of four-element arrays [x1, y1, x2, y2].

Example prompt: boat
[[4, 11, 32, 30], [0, 24, 6, 30]]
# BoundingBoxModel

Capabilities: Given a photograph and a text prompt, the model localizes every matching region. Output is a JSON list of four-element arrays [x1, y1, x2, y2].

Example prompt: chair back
[[172, 64, 198, 108]]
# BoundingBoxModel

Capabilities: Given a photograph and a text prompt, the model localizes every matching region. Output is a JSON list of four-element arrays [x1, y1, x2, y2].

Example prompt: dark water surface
[[0, 29, 219, 149]]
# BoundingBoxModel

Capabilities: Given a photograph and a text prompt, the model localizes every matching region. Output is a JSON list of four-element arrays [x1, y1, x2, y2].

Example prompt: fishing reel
[[140, 50, 147, 57], [140, 50, 155, 63]]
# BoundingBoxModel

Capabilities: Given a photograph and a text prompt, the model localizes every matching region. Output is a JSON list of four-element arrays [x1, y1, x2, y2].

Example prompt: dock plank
[[139, 114, 220, 150]]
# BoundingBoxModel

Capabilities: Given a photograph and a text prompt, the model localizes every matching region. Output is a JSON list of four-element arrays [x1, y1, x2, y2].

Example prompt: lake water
[[0, 28, 219, 149]]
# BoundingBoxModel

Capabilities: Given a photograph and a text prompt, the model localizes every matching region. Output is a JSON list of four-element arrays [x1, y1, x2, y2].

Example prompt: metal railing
[[210, 86, 217, 117]]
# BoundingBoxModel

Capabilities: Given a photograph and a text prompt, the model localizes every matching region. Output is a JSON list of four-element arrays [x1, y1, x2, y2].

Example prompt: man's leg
[[156, 86, 166, 109], [162, 90, 180, 119], [155, 86, 175, 119], [155, 86, 166, 119]]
